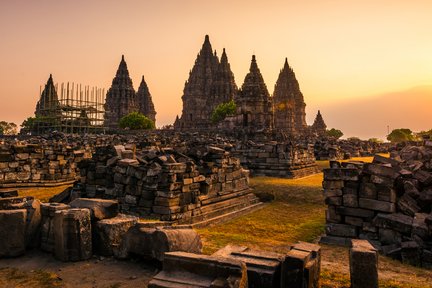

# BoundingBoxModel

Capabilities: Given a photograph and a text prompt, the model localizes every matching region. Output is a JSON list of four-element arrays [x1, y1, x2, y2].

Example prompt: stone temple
[[175, 35, 323, 136], [35, 74, 60, 117], [104, 55, 156, 128], [311, 110, 327, 136], [175, 35, 237, 130]]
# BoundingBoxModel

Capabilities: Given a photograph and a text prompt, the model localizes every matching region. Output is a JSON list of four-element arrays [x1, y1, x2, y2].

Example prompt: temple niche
[[273, 58, 307, 135], [175, 35, 237, 130], [104, 55, 157, 128], [234, 55, 274, 131]]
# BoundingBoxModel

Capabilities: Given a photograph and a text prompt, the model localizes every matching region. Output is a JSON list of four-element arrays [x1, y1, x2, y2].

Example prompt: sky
[[1, 0, 431, 139]]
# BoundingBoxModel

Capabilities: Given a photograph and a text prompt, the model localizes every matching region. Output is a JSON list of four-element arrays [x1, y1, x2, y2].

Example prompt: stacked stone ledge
[[321, 141, 432, 267], [79, 144, 260, 223], [233, 141, 319, 178], [0, 141, 92, 185]]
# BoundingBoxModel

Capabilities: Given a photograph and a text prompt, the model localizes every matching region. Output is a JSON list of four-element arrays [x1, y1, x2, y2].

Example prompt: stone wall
[[233, 141, 319, 178], [0, 140, 92, 185], [78, 144, 259, 222], [321, 141, 432, 267]]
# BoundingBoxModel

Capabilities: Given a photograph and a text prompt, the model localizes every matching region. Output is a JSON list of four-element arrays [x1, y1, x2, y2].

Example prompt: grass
[[0, 268, 63, 288], [0, 184, 72, 202]]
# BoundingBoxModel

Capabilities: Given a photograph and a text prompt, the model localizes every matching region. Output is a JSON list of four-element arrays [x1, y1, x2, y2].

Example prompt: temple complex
[[273, 58, 307, 135]]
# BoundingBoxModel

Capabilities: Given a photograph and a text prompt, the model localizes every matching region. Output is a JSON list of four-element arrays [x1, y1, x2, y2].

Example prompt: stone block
[[69, 198, 119, 220], [319, 235, 351, 246], [359, 182, 377, 199], [397, 194, 420, 217], [120, 226, 202, 261], [0, 209, 27, 257], [212, 245, 283, 288], [349, 239, 378, 288], [413, 170, 432, 185], [95, 214, 138, 257], [326, 223, 358, 237], [54, 208, 92, 261], [364, 163, 398, 179], [148, 251, 247, 288], [401, 241, 421, 266], [0, 190, 18, 198], [40, 203, 70, 253], [336, 206, 375, 219], [377, 186, 397, 203], [343, 194, 358, 207], [325, 196, 342, 206], [358, 198, 395, 213], [373, 213, 413, 235]]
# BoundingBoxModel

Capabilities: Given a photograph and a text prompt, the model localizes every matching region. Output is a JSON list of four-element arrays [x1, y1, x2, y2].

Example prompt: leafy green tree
[[211, 100, 237, 124], [326, 128, 343, 139], [119, 112, 155, 130], [416, 129, 432, 139], [387, 128, 416, 143], [0, 121, 17, 135], [21, 117, 36, 130], [368, 138, 383, 143]]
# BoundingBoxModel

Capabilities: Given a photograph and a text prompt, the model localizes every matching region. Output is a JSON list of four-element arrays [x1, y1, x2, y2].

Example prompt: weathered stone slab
[[69, 198, 119, 220], [364, 163, 398, 179], [120, 226, 202, 261], [95, 214, 138, 257], [148, 251, 248, 288], [0, 209, 27, 257], [336, 206, 375, 219], [54, 208, 92, 261], [40, 203, 70, 253], [326, 223, 357, 237], [0, 190, 18, 198], [212, 245, 283, 288], [373, 213, 413, 235], [358, 198, 395, 213], [350, 239, 378, 288]]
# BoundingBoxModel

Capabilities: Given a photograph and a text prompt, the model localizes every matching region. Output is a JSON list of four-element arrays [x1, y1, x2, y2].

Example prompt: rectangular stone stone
[[359, 198, 395, 213], [413, 170, 432, 185], [377, 186, 397, 203], [373, 213, 413, 234], [343, 194, 358, 208], [322, 180, 344, 189], [326, 223, 358, 237], [350, 239, 378, 288], [370, 174, 394, 186], [319, 235, 351, 246], [323, 188, 342, 198], [0, 190, 18, 198], [325, 196, 342, 206], [336, 206, 375, 219], [359, 182, 377, 199], [364, 163, 398, 179], [326, 206, 342, 223], [0, 209, 27, 257], [345, 216, 363, 227]]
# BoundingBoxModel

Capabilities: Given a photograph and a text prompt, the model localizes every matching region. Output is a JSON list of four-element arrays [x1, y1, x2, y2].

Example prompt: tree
[[119, 112, 155, 130], [21, 117, 36, 131], [0, 121, 17, 135], [326, 128, 343, 139], [386, 128, 416, 143], [211, 100, 237, 124], [347, 137, 361, 141], [416, 129, 432, 139], [368, 138, 383, 143]]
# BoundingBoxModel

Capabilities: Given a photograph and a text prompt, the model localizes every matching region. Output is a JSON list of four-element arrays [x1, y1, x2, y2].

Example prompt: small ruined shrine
[[311, 110, 327, 135], [136, 76, 157, 123]]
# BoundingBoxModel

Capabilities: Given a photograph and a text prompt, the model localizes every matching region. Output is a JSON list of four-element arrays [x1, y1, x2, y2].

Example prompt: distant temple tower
[[35, 74, 60, 117], [273, 58, 307, 134], [104, 55, 138, 128], [236, 55, 273, 130], [136, 76, 157, 123], [176, 35, 237, 130], [312, 110, 327, 135]]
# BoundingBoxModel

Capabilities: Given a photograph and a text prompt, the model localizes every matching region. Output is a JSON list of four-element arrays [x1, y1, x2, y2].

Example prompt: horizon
[[1, 0, 431, 139]]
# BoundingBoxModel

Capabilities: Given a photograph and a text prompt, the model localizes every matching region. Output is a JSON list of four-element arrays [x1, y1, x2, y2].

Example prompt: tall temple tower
[[136, 76, 156, 123], [236, 55, 273, 130], [176, 35, 237, 130], [273, 58, 307, 134], [104, 55, 138, 128], [35, 74, 60, 117]]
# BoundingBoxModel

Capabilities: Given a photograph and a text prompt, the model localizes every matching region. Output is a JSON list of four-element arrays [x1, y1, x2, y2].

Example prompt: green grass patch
[[0, 268, 63, 288]]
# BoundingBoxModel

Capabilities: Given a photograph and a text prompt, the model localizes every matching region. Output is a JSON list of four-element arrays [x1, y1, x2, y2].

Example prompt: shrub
[[326, 128, 343, 139], [387, 128, 416, 143], [119, 112, 155, 130], [211, 100, 236, 124], [0, 121, 17, 135]]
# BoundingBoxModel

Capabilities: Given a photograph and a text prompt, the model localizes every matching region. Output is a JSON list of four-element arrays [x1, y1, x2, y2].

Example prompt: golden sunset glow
[[1, 0, 431, 139]]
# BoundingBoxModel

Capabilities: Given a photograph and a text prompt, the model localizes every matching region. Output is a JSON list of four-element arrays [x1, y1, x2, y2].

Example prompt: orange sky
[[1, 0, 431, 139]]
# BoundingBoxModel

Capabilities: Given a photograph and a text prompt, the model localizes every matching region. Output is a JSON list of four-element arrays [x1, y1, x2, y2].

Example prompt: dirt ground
[[0, 250, 157, 288]]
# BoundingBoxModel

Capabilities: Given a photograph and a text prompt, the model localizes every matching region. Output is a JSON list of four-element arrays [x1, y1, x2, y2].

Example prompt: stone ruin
[[321, 140, 432, 268]]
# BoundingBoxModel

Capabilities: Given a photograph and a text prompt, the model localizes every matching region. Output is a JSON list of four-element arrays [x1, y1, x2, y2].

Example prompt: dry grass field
[[1, 156, 432, 287]]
